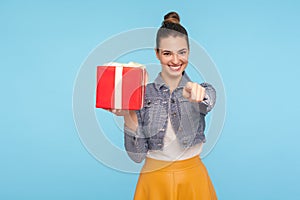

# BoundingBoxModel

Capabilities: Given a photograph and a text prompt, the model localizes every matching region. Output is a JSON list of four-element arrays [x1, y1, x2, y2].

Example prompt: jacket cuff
[[124, 125, 148, 163], [200, 82, 216, 113]]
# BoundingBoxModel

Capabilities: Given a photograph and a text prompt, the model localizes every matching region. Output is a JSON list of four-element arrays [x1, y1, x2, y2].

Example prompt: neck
[[161, 73, 182, 92]]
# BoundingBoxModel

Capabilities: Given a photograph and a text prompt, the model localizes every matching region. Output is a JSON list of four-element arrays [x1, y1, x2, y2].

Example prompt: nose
[[171, 53, 180, 64]]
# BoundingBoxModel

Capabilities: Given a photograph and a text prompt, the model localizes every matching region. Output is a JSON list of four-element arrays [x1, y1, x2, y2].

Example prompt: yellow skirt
[[134, 156, 217, 200]]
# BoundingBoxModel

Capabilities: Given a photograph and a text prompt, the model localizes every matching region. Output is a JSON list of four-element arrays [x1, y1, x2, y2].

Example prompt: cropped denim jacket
[[124, 72, 216, 163]]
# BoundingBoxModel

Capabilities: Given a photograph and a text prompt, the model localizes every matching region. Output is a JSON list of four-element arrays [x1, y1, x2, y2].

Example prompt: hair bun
[[163, 11, 180, 24]]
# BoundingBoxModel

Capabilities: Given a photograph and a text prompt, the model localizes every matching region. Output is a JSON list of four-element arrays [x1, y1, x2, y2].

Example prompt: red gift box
[[96, 63, 146, 110]]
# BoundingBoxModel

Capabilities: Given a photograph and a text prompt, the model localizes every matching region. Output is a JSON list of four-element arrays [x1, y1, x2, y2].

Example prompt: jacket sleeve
[[124, 110, 148, 163], [199, 82, 217, 114]]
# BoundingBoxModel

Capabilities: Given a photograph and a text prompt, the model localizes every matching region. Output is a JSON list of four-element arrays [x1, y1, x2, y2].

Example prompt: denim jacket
[[124, 72, 216, 163]]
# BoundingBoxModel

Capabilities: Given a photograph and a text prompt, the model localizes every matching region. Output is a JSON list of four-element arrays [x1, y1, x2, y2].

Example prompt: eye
[[178, 50, 187, 56], [162, 52, 171, 56]]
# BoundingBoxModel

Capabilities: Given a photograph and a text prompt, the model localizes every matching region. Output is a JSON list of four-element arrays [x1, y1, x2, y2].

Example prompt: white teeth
[[169, 65, 181, 70]]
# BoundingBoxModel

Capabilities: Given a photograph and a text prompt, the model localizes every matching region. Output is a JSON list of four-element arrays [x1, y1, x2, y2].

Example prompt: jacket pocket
[[143, 97, 164, 138]]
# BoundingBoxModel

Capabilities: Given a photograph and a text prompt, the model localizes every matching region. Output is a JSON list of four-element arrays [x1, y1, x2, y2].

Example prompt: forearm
[[124, 110, 138, 132]]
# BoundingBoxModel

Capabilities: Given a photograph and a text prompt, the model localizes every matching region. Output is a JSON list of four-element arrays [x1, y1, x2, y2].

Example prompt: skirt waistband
[[141, 155, 202, 173]]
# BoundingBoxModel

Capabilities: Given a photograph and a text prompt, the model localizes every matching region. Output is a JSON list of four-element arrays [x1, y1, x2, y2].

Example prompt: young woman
[[112, 11, 217, 200]]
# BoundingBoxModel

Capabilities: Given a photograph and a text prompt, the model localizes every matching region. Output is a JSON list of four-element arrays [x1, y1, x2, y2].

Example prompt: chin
[[167, 71, 184, 79]]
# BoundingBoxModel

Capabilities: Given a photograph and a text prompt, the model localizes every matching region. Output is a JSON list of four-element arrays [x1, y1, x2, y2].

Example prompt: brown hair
[[156, 11, 189, 51]]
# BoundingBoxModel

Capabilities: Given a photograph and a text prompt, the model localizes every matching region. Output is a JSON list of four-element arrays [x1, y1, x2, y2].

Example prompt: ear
[[154, 48, 160, 60]]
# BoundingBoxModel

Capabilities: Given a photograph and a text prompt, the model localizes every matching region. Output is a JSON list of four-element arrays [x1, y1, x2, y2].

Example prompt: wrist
[[124, 111, 138, 132]]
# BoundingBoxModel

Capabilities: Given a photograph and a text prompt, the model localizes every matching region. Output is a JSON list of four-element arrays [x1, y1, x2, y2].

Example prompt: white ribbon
[[114, 66, 123, 109]]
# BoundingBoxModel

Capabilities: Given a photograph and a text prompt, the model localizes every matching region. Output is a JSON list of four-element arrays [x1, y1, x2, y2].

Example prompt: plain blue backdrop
[[1, 0, 300, 199]]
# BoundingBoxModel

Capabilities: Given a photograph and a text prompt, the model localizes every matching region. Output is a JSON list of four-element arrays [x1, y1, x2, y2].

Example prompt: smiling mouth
[[168, 65, 182, 71]]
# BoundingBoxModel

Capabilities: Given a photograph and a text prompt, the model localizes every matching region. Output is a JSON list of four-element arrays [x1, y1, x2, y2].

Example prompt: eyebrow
[[161, 48, 188, 52]]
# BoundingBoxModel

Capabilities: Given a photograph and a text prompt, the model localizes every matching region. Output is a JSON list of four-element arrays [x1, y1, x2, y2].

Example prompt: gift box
[[96, 62, 146, 110]]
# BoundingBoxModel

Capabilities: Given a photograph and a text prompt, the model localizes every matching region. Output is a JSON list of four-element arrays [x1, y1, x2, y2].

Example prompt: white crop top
[[146, 117, 203, 161]]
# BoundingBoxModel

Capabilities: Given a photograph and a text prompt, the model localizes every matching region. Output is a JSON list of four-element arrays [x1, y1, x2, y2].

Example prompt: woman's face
[[156, 36, 189, 80]]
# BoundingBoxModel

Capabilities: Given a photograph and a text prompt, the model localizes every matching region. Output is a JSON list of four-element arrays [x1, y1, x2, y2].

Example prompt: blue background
[[1, 0, 300, 199]]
